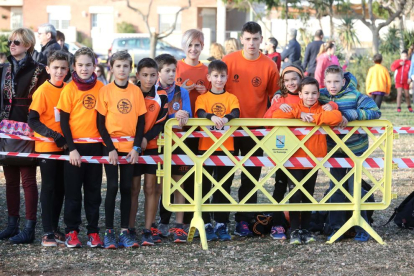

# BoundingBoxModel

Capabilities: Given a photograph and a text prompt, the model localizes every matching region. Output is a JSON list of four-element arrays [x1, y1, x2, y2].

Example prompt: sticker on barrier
[[161, 118, 393, 250]]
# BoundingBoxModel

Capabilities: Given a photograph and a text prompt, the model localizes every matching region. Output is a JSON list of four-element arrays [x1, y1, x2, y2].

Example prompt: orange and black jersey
[[140, 84, 169, 150]]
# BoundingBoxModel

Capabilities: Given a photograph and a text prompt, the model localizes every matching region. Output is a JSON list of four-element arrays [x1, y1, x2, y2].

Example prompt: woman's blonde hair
[[181, 29, 204, 52], [209, 43, 225, 60], [317, 40, 335, 57], [224, 38, 241, 55], [9, 28, 36, 54]]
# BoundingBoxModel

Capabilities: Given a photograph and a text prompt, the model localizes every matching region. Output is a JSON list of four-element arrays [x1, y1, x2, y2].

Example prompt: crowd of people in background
[[0, 18, 405, 249]]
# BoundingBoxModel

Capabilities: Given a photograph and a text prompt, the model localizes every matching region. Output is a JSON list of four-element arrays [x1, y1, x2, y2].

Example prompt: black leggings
[[39, 152, 65, 233], [287, 169, 318, 230], [103, 147, 134, 229], [272, 169, 289, 227], [371, 94, 384, 109]]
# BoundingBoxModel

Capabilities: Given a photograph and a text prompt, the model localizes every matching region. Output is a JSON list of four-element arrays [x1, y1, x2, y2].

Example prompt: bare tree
[[123, 0, 191, 58], [352, 0, 407, 54]]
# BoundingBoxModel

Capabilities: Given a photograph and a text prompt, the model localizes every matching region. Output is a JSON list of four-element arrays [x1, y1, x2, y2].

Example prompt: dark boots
[[9, 219, 36, 244], [0, 216, 20, 240]]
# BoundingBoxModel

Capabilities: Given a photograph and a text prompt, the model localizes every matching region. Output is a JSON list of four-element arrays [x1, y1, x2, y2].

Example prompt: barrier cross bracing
[[161, 118, 393, 250]]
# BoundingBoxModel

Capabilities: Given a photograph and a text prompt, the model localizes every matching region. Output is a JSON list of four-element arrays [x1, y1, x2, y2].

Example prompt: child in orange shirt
[[57, 47, 104, 248], [272, 77, 342, 245], [96, 51, 147, 249], [195, 60, 240, 241], [129, 58, 168, 246], [28, 50, 69, 247]]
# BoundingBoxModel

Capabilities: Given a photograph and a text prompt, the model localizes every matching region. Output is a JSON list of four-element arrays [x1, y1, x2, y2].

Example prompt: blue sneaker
[[103, 229, 117, 249], [118, 230, 139, 248], [354, 231, 370, 242], [205, 223, 218, 241], [141, 229, 155, 246], [234, 221, 253, 237], [270, 226, 286, 240], [215, 223, 231, 241], [327, 230, 343, 242]]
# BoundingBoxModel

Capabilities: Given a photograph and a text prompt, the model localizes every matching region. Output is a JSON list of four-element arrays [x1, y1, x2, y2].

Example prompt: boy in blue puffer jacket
[[318, 65, 381, 243]]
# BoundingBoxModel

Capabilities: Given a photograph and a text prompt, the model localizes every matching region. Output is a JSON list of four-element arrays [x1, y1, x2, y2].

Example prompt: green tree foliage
[[337, 16, 360, 57], [117, 21, 136, 33], [379, 27, 399, 54], [0, 35, 10, 56]]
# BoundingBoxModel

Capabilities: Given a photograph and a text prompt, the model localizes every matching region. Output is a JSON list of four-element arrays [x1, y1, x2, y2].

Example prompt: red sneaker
[[65, 231, 82, 248], [151, 227, 162, 243], [87, 233, 103, 248]]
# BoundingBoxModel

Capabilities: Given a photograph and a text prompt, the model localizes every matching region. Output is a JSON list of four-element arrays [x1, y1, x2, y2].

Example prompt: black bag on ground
[[248, 213, 273, 237], [384, 191, 414, 229]]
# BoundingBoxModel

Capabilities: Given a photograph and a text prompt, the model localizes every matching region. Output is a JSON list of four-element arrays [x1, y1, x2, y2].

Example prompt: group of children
[[1, 24, 382, 248]]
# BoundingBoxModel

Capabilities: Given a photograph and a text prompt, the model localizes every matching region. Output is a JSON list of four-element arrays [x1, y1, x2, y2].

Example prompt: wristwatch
[[133, 146, 142, 153]]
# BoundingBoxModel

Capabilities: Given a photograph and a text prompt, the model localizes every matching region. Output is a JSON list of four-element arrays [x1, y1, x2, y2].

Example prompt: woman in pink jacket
[[314, 41, 347, 88]]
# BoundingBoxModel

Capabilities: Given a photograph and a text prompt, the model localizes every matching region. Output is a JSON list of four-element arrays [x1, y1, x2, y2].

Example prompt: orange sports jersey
[[176, 59, 209, 114], [195, 91, 240, 151], [56, 80, 104, 142], [96, 82, 147, 153], [29, 81, 66, 152], [143, 87, 168, 150], [222, 50, 279, 118]]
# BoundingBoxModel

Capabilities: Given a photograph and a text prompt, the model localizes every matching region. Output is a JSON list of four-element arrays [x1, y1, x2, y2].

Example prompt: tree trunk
[[149, 32, 158, 59], [398, 15, 405, 52], [372, 28, 380, 54], [319, 18, 323, 31], [285, 1, 288, 45], [329, 4, 334, 38]]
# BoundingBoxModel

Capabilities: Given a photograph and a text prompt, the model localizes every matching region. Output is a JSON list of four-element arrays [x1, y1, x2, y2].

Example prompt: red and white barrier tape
[[0, 126, 410, 143], [0, 152, 411, 168]]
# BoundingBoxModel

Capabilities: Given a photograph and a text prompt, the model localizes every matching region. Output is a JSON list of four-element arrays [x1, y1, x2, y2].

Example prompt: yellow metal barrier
[[161, 119, 393, 250]]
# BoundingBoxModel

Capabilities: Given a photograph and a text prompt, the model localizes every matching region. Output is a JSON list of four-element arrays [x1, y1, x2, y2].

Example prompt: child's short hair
[[110, 51, 132, 67], [402, 49, 408, 55], [137, 57, 158, 73], [373, 53, 382, 64], [241, 21, 262, 35], [300, 77, 320, 92], [181, 29, 204, 52], [47, 50, 69, 67], [74, 47, 96, 65], [208, 60, 228, 74], [279, 65, 304, 97], [324, 65, 344, 79], [268, 37, 278, 51], [56, 31, 65, 42], [154, 54, 177, 72]]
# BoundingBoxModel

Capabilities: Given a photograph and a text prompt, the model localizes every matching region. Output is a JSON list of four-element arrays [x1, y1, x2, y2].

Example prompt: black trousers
[[371, 94, 384, 109], [227, 136, 263, 222], [202, 151, 233, 224], [287, 169, 318, 230], [64, 143, 102, 234], [39, 151, 65, 233], [103, 147, 134, 229], [272, 169, 289, 227]]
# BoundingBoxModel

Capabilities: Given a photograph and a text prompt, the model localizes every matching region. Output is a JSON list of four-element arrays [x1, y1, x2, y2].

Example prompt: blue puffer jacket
[[319, 72, 381, 156]]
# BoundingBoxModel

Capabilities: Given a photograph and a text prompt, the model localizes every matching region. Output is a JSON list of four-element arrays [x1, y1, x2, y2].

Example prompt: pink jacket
[[314, 54, 347, 88]]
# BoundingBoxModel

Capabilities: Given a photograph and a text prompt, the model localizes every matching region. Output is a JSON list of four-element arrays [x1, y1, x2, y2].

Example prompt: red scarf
[[72, 71, 97, 91]]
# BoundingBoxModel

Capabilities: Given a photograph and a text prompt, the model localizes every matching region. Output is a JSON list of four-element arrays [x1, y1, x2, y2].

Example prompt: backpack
[[248, 213, 273, 237], [384, 191, 414, 229]]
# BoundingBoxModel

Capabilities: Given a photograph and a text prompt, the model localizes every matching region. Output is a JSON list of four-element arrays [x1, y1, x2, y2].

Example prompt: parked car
[[110, 37, 186, 65]]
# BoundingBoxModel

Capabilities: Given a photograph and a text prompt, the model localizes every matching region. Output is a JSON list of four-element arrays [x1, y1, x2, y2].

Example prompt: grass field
[[0, 102, 413, 275]]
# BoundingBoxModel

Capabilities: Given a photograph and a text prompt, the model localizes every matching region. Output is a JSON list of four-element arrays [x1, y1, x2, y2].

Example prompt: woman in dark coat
[[0, 27, 48, 244]]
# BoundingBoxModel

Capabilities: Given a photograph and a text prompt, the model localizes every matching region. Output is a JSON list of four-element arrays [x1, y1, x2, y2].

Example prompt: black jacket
[[281, 38, 302, 69], [302, 40, 324, 74], [40, 39, 62, 64], [0, 54, 48, 122]]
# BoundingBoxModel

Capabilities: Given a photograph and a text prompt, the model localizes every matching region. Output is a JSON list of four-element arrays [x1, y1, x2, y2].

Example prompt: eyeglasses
[[7, 40, 21, 47]]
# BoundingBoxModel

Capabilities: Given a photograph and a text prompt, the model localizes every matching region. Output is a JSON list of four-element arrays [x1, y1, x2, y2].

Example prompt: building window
[[158, 7, 182, 33], [47, 6, 71, 30], [10, 7, 23, 29]]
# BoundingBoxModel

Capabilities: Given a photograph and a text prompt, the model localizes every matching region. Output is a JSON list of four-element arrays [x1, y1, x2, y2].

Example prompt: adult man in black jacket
[[37, 23, 61, 65], [302, 30, 324, 77], [281, 28, 301, 69]]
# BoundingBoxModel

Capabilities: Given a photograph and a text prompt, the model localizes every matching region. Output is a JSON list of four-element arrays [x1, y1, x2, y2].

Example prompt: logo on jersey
[[117, 99, 132, 114], [148, 104, 156, 112], [172, 102, 181, 111], [233, 74, 239, 83], [211, 103, 226, 117], [177, 77, 182, 83], [83, 94, 96, 109], [196, 79, 205, 86], [252, 76, 262, 87]]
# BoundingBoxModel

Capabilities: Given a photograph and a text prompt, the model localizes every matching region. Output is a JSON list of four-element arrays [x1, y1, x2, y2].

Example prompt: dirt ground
[[0, 104, 414, 276]]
